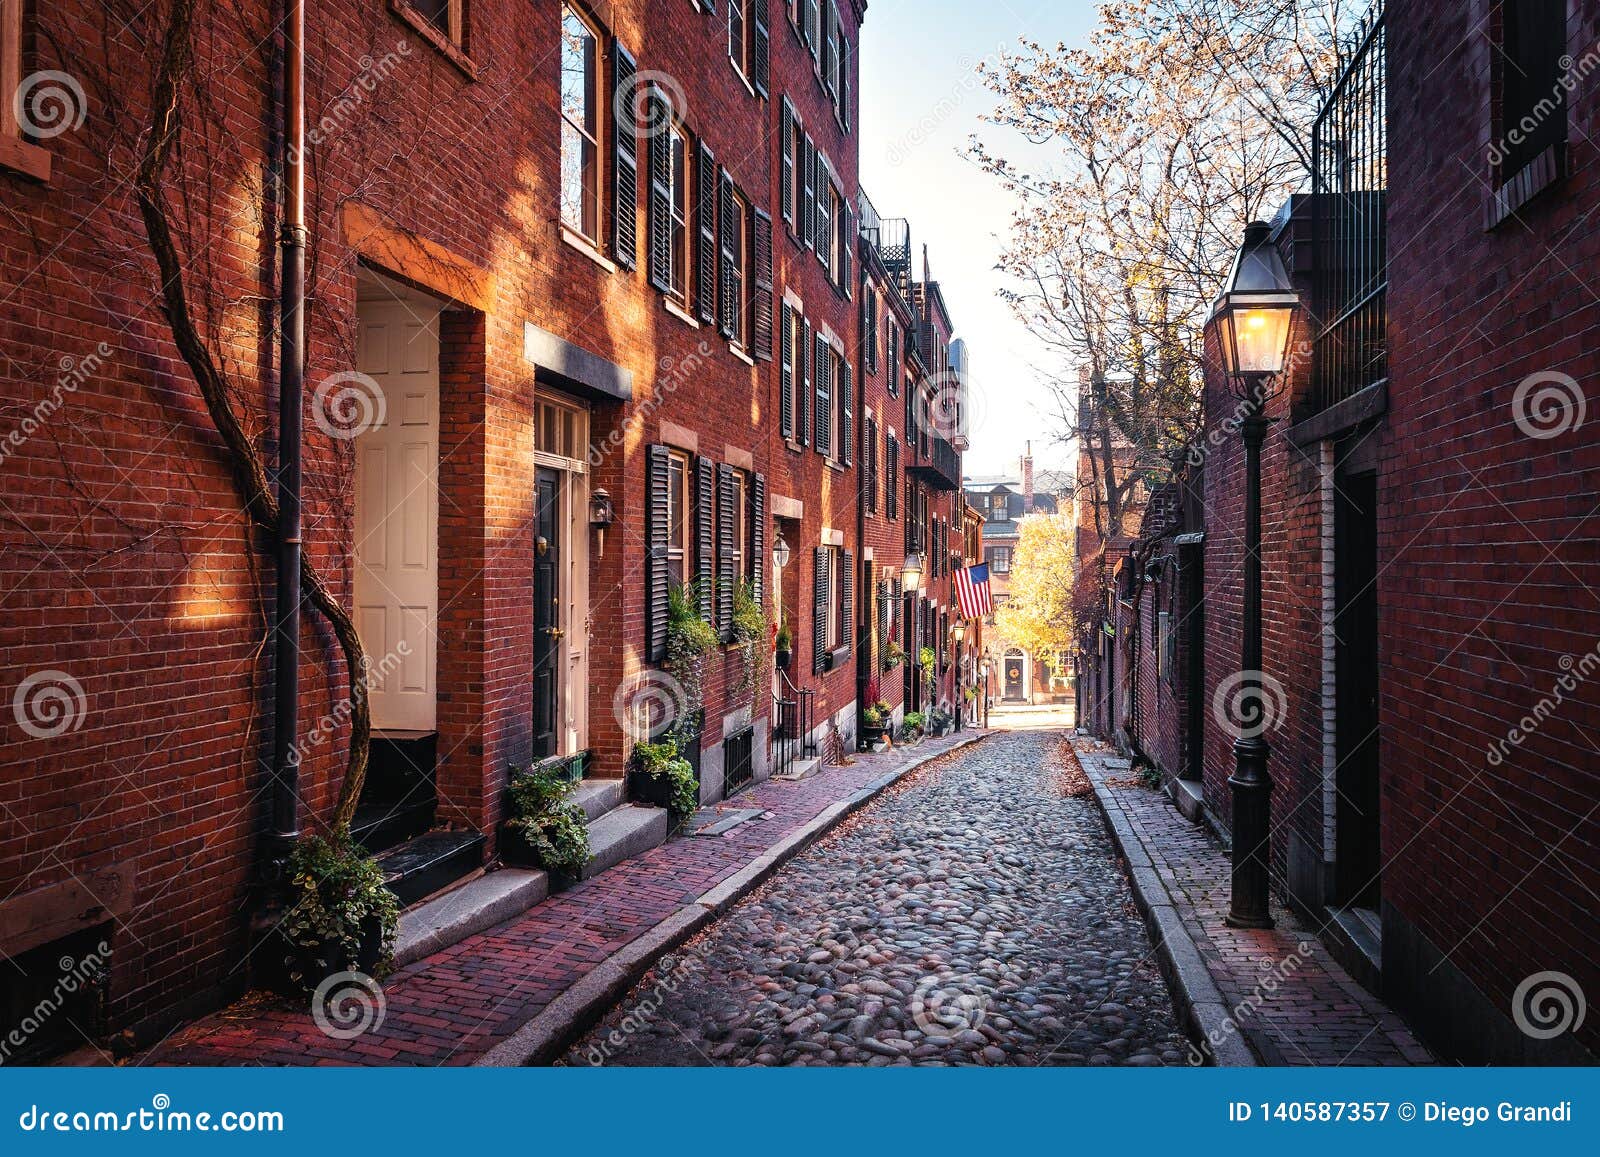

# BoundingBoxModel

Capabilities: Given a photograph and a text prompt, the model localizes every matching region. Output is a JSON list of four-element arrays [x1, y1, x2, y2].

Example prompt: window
[[815, 161, 832, 270], [728, 0, 770, 95], [1495, 0, 1567, 183], [988, 546, 1011, 574], [823, 547, 841, 650], [729, 0, 747, 75], [989, 494, 1006, 520], [1, 0, 49, 180], [726, 187, 750, 347], [666, 450, 692, 586], [729, 471, 748, 581], [885, 318, 900, 396], [780, 101, 797, 229], [668, 123, 689, 298], [812, 544, 851, 670], [409, 0, 465, 47], [560, 5, 601, 239]]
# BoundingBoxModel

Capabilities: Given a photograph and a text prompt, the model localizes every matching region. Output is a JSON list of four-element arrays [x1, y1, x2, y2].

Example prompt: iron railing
[[1311, 6, 1387, 412], [771, 670, 816, 780]]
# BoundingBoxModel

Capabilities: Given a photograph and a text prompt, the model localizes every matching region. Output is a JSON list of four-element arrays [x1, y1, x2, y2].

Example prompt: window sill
[[1487, 143, 1567, 230], [0, 131, 51, 183], [730, 59, 758, 100], [561, 224, 618, 273], [389, 0, 477, 80], [663, 297, 700, 328], [728, 343, 756, 367]]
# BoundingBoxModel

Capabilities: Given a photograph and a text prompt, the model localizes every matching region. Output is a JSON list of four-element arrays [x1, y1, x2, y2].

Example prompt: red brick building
[[0, 0, 916, 1055], [1083, 3, 1598, 1064], [852, 198, 971, 736]]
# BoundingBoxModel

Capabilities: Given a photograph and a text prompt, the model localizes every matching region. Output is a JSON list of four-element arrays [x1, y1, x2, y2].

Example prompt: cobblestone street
[[566, 725, 1189, 1066]]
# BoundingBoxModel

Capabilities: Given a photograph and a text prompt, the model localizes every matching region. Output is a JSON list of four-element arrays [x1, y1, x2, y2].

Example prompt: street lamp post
[[950, 620, 967, 732], [1210, 220, 1299, 930]]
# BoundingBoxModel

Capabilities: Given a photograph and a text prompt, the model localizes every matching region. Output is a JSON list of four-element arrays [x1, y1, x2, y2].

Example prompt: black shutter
[[613, 45, 639, 269], [822, 1, 837, 96], [718, 168, 736, 337], [801, 135, 815, 249], [800, 317, 813, 446], [813, 547, 829, 674], [840, 36, 851, 131], [753, 0, 771, 97], [780, 103, 794, 229], [839, 360, 853, 466], [646, 444, 671, 661], [814, 160, 831, 270], [696, 456, 715, 621], [753, 209, 774, 360], [647, 91, 672, 291], [695, 141, 717, 324], [840, 200, 853, 292], [813, 333, 831, 456], [717, 465, 736, 639], [877, 578, 889, 664], [751, 472, 767, 609], [840, 549, 854, 660], [886, 435, 897, 519], [864, 417, 877, 512], [779, 304, 795, 440]]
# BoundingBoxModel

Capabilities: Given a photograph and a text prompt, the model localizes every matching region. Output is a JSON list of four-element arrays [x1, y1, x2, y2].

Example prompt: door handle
[[543, 626, 565, 640]]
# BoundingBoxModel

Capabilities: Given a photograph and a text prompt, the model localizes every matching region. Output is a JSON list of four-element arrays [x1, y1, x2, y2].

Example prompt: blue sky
[[859, 0, 1100, 482]]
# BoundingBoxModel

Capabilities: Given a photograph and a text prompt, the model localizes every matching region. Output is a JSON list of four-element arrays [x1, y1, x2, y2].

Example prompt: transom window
[[560, 5, 601, 239]]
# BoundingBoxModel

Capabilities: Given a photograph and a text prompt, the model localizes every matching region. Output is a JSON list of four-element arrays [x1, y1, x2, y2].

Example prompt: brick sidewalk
[[1071, 737, 1434, 1066], [134, 732, 983, 1067]]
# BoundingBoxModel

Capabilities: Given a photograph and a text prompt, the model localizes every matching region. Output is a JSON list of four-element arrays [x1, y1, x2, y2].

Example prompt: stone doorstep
[[771, 757, 822, 781], [1073, 743, 1260, 1068], [394, 868, 550, 968], [581, 806, 671, 880], [570, 779, 624, 823], [476, 731, 992, 1067]]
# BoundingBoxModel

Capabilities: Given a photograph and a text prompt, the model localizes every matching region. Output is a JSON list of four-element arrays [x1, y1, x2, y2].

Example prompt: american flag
[[954, 562, 993, 620]]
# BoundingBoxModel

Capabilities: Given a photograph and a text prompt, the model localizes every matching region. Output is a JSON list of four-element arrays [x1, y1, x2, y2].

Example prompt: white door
[[354, 300, 440, 733]]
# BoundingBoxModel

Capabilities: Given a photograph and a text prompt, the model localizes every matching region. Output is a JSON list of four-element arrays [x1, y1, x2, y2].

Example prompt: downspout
[[268, 0, 307, 887]]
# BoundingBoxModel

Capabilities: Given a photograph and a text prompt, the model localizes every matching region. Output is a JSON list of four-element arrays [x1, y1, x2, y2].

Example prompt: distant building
[[964, 444, 1073, 704]]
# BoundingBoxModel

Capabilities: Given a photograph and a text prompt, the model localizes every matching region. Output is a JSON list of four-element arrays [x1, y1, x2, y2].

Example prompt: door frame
[[531, 392, 591, 760]]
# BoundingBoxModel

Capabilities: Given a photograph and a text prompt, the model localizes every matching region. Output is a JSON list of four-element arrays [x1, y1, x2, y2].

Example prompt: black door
[[532, 468, 561, 759], [1183, 551, 1206, 781], [903, 593, 917, 711], [1335, 471, 1381, 908], [1004, 654, 1025, 700]]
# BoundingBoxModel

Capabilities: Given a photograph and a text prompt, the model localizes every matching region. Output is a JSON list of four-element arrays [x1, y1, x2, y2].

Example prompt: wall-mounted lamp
[[772, 531, 791, 572], [901, 553, 924, 593], [590, 487, 615, 556]]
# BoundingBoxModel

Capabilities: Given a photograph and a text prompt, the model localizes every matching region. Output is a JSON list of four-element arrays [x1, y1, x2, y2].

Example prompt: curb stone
[[1071, 739, 1260, 1068], [476, 732, 993, 1067]]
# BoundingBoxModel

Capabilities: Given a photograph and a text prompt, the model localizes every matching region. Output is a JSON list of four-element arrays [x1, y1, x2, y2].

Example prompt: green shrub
[[902, 711, 925, 736], [280, 830, 400, 990], [504, 768, 591, 875], [633, 737, 700, 819]]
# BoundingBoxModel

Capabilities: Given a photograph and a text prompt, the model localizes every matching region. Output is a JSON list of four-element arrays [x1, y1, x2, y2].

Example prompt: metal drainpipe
[[268, 0, 307, 889]]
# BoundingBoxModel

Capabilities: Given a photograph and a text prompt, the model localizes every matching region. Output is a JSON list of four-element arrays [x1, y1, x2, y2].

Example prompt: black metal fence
[[771, 671, 816, 780], [1311, 7, 1387, 412]]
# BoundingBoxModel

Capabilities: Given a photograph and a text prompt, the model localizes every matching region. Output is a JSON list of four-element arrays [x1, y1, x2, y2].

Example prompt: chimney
[[1022, 442, 1035, 514]]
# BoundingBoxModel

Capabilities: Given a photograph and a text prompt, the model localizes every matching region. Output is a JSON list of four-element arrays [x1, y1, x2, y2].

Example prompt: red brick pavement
[[136, 734, 979, 1067], [1072, 738, 1434, 1066]]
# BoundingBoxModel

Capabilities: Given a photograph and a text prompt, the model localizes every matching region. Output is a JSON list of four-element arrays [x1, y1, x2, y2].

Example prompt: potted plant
[[277, 829, 400, 992], [901, 711, 925, 742], [628, 737, 700, 820], [731, 580, 772, 702], [501, 766, 590, 878], [860, 704, 886, 748], [881, 640, 905, 672], [774, 621, 793, 671]]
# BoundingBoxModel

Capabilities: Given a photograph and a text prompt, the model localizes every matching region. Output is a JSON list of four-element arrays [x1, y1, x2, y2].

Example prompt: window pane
[[561, 10, 594, 131]]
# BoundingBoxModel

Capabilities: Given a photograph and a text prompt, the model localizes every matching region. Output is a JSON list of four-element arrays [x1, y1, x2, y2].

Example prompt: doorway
[[532, 467, 561, 758], [1334, 470, 1381, 909], [1003, 650, 1026, 701]]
